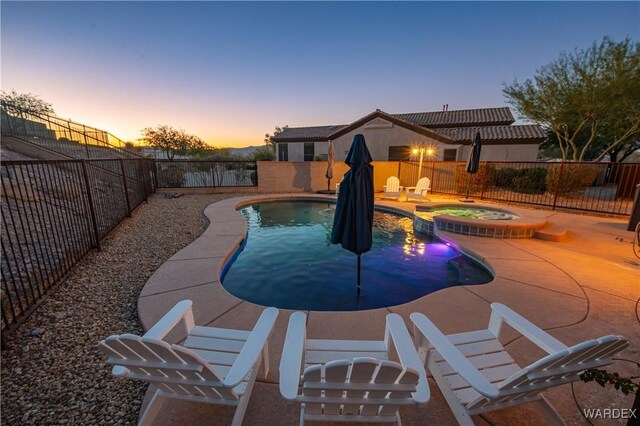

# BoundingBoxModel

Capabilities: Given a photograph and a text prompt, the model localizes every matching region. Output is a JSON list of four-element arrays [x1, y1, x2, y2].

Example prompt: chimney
[[443, 104, 446, 111], [446, 104, 449, 111]]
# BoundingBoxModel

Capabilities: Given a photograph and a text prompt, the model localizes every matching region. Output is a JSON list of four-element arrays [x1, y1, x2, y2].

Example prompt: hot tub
[[413, 203, 546, 239]]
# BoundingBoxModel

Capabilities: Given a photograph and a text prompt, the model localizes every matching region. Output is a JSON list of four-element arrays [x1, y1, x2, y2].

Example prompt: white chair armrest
[[144, 300, 195, 340], [279, 312, 307, 400], [224, 307, 279, 387], [385, 314, 430, 403], [488, 303, 567, 354], [411, 313, 499, 399]]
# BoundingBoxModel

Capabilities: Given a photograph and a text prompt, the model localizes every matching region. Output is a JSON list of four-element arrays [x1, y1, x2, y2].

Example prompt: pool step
[[534, 226, 569, 242]]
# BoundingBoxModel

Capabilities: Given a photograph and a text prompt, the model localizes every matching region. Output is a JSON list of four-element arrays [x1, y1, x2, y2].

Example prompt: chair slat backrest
[[300, 358, 419, 419], [466, 335, 628, 410], [385, 176, 400, 193], [98, 334, 239, 401], [415, 178, 430, 195]]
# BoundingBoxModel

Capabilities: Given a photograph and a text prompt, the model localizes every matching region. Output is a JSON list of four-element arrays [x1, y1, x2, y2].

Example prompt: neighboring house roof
[[327, 110, 453, 144], [272, 125, 347, 142], [272, 107, 545, 144], [435, 125, 547, 144], [393, 107, 514, 128]]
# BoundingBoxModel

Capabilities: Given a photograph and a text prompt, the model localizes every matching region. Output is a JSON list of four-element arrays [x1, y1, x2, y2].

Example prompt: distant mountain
[[228, 145, 262, 157]]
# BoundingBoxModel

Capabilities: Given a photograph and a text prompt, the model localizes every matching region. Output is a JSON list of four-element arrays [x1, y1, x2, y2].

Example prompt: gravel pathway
[[1, 193, 249, 425]]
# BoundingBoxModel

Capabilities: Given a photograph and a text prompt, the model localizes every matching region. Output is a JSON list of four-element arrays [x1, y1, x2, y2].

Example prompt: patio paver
[[137, 193, 639, 426]]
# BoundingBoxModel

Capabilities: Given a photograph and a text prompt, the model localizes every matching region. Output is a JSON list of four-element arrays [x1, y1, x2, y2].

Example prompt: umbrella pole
[[357, 255, 361, 296], [466, 173, 471, 199]]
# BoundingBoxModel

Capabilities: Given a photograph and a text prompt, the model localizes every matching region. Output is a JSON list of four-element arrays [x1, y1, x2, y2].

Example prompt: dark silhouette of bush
[[454, 164, 495, 194], [512, 168, 548, 194], [493, 168, 519, 187], [546, 164, 599, 196]]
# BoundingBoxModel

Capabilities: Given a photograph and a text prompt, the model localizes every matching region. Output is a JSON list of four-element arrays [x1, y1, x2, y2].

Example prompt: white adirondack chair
[[406, 177, 431, 202], [279, 311, 430, 425], [411, 303, 629, 425], [98, 300, 279, 426], [383, 176, 402, 200]]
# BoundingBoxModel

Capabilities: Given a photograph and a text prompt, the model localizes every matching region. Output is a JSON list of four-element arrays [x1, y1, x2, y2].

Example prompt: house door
[[278, 143, 288, 161]]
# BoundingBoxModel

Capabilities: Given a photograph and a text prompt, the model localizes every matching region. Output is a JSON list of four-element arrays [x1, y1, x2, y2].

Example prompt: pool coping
[[136, 192, 638, 425]]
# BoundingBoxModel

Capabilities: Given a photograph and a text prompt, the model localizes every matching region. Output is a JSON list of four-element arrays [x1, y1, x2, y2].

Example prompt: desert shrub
[[454, 163, 495, 194], [156, 164, 185, 187], [492, 168, 519, 187], [546, 164, 599, 196], [511, 168, 548, 194]]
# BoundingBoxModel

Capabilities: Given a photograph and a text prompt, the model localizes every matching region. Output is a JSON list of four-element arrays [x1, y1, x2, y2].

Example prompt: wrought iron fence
[[399, 160, 640, 216], [1, 101, 143, 160], [0, 159, 154, 334], [154, 160, 258, 188]]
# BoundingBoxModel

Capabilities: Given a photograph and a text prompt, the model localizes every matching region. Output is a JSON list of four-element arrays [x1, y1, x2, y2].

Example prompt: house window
[[388, 146, 412, 161], [304, 143, 315, 161], [278, 143, 288, 161], [443, 149, 457, 161]]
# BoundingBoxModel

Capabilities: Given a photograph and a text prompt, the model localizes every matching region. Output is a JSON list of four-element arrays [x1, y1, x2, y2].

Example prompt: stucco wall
[[332, 118, 449, 162], [458, 144, 540, 162], [257, 160, 401, 193]]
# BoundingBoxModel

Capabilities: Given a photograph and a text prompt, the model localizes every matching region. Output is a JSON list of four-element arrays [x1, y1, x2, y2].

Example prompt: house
[[271, 107, 546, 162]]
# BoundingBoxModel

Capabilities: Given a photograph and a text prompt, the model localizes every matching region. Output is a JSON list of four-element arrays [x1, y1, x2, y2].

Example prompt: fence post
[[119, 159, 132, 217], [153, 160, 159, 189], [81, 160, 102, 251], [552, 161, 566, 211], [480, 162, 490, 200], [211, 161, 216, 187]]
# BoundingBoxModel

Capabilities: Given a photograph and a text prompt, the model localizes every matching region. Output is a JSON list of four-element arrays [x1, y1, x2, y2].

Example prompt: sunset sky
[[2, 2, 638, 148]]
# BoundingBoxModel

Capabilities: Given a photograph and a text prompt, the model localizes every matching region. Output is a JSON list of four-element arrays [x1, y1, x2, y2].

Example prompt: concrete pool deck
[[137, 193, 639, 425]]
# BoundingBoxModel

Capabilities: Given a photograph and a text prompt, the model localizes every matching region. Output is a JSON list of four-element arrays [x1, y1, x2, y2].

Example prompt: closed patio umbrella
[[462, 132, 483, 201], [331, 134, 374, 296], [325, 140, 334, 192]]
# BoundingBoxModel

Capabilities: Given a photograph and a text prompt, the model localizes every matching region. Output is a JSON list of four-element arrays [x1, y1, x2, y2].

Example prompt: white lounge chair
[[383, 176, 402, 200], [98, 300, 279, 426], [411, 303, 628, 425], [279, 311, 429, 425], [406, 177, 431, 202]]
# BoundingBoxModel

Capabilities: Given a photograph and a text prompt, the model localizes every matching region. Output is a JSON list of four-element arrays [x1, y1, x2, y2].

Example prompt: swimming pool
[[221, 201, 492, 311]]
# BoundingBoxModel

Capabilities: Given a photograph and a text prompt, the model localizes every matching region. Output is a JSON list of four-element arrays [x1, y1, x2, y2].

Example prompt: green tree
[[139, 125, 206, 160], [251, 145, 275, 161], [504, 37, 640, 162], [0, 90, 55, 117], [264, 125, 288, 150]]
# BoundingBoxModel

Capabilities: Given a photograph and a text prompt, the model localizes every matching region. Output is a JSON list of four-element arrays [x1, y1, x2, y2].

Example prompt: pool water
[[221, 201, 492, 311], [416, 207, 520, 221]]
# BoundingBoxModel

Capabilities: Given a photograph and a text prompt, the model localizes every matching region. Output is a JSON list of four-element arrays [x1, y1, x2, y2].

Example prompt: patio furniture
[[406, 177, 431, 202], [407, 178, 431, 201], [279, 311, 430, 425], [97, 300, 279, 426], [382, 176, 402, 200], [411, 303, 629, 425]]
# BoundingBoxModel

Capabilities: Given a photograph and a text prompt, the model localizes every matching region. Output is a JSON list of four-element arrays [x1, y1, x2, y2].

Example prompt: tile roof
[[392, 107, 514, 127], [273, 125, 346, 142], [435, 125, 546, 143], [271, 107, 543, 144], [326, 110, 453, 143]]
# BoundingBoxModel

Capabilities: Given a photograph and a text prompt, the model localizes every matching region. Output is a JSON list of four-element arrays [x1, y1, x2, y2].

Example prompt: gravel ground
[[1, 192, 249, 425]]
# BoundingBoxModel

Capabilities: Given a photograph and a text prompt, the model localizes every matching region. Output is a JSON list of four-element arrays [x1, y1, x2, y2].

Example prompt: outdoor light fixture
[[411, 145, 437, 181]]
